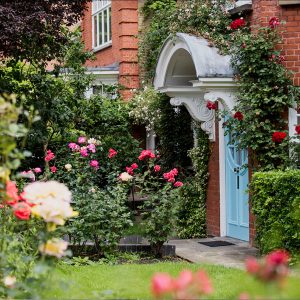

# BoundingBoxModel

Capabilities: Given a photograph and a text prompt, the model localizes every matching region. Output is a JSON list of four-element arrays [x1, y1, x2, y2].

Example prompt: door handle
[[234, 167, 239, 173]]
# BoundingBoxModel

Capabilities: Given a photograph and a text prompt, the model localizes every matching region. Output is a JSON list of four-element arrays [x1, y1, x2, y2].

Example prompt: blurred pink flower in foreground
[[151, 270, 213, 299]]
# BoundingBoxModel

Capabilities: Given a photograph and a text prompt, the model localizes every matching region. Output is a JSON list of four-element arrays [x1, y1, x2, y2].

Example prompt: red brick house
[[81, 0, 300, 244]]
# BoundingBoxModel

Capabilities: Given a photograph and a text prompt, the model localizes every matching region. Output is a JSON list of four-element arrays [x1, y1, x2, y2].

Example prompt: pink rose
[[126, 166, 134, 175], [90, 160, 99, 169], [108, 148, 117, 158], [87, 143, 96, 153], [78, 136, 86, 144], [269, 17, 280, 29], [174, 181, 183, 187], [68, 142, 79, 151], [45, 150, 55, 162], [13, 202, 31, 220], [5, 181, 20, 206], [154, 165, 161, 172], [34, 167, 42, 173], [80, 148, 89, 157], [50, 166, 57, 173], [245, 257, 260, 274], [151, 273, 174, 297], [131, 163, 138, 169]]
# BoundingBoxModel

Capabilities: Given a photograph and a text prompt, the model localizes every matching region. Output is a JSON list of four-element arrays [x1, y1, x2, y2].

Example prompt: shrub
[[250, 170, 300, 257], [67, 185, 132, 255]]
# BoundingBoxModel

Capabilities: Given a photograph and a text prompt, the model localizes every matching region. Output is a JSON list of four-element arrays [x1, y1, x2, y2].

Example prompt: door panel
[[225, 128, 249, 241]]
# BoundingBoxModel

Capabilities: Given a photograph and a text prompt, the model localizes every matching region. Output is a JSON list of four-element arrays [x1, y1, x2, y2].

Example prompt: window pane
[[93, 15, 98, 47], [109, 6, 112, 41], [297, 115, 300, 124], [104, 9, 108, 43], [98, 12, 103, 46]]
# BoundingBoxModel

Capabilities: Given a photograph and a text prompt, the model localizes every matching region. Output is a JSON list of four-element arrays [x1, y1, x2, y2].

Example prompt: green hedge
[[251, 170, 300, 257]]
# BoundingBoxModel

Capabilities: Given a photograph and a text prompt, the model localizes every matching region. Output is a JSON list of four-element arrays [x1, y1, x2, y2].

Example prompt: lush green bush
[[67, 185, 132, 255], [251, 170, 300, 257], [177, 126, 209, 238]]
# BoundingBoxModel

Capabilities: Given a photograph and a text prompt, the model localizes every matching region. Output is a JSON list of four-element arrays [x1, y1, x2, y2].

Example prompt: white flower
[[39, 238, 68, 258], [87, 138, 101, 145], [22, 181, 72, 204], [31, 198, 78, 226], [65, 164, 72, 171], [3, 275, 16, 288], [119, 172, 133, 182], [89, 187, 96, 193]]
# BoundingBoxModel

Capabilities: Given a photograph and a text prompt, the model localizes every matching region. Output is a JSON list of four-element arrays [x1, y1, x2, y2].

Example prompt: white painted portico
[[153, 33, 243, 238]]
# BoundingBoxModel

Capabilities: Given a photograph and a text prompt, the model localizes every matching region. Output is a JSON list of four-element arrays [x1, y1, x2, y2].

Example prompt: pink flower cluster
[[245, 249, 289, 283], [206, 100, 217, 110], [269, 54, 285, 64], [151, 270, 213, 299], [108, 148, 117, 158], [163, 168, 178, 182], [45, 150, 55, 162], [69, 138, 98, 157], [138, 150, 155, 161], [126, 163, 138, 175], [163, 168, 183, 187]]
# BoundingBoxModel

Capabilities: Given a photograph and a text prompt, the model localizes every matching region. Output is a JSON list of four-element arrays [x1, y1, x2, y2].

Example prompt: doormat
[[198, 240, 235, 247]]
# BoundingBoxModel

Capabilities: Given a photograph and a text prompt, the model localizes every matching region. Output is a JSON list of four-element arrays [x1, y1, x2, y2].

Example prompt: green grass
[[42, 262, 300, 299]]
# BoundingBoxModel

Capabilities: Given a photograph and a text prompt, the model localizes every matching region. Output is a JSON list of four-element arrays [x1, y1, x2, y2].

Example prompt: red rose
[[206, 100, 217, 110], [108, 148, 117, 158], [131, 163, 138, 169], [269, 17, 280, 29], [272, 131, 287, 143], [50, 166, 57, 173], [233, 111, 244, 121], [126, 166, 134, 175], [230, 18, 246, 30], [295, 125, 300, 134], [266, 250, 289, 267], [13, 202, 31, 220]]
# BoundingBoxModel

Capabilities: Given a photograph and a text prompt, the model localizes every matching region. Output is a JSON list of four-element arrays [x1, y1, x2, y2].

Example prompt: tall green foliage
[[177, 126, 209, 238], [251, 170, 300, 257]]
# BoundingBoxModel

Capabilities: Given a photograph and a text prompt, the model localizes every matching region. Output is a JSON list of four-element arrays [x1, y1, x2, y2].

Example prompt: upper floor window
[[92, 0, 112, 51]]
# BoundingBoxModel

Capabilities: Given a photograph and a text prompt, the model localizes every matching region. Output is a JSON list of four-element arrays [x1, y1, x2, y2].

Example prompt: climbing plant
[[139, 0, 232, 83], [224, 18, 300, 170]]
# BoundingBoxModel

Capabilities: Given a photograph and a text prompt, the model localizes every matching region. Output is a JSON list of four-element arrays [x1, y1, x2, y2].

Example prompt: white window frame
[[92, 0, 112, 52], [289, 107, 300, 139]]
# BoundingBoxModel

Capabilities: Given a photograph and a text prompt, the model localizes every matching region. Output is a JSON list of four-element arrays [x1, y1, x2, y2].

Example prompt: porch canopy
[[153, 33, 236, 141]]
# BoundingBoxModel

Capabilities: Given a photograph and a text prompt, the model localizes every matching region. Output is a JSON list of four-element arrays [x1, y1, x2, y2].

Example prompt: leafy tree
[[0, 0, 90, 63]]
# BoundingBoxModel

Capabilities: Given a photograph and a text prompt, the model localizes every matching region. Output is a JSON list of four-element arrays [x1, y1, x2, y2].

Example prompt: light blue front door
[[225, 129, 249, 241]]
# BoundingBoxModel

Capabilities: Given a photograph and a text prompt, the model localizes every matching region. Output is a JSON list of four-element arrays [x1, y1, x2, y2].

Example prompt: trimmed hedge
[[251, 170, 300, 257]]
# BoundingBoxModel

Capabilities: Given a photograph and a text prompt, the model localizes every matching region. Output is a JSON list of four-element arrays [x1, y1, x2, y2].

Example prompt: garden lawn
[[42, 262, 300, 299]]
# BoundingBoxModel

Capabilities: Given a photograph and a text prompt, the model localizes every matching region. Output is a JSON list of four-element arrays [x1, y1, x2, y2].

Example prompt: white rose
[[119, 172, 133, 182], [65, 164, 72, 171], [3, 276, 16, 288]]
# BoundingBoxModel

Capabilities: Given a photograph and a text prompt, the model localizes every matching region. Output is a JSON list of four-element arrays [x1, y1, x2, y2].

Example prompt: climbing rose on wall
[[272, 132, 287, 143], [230, 18, 246, 30], [269, 17, 280, 29], [234, 111, 244, 121], [206, 100, 217, 110]]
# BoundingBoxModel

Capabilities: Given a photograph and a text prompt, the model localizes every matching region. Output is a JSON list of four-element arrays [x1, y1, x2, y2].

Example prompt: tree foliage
[[0, 0, 90, 62]]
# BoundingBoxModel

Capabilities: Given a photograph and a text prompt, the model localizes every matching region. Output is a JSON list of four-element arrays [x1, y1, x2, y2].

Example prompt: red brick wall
[[206, 119, 220, 237], [251, 0, 300, 86], [81, 0, 139, 99]]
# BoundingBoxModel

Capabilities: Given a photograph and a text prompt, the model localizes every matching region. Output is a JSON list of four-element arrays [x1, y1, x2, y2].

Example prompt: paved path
[[168, 237, 259, 269]]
